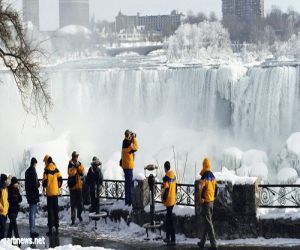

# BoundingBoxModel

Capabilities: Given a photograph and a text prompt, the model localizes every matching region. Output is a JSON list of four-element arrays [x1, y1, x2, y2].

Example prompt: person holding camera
[[120, 129, 138, 206], [162, 161, 176, 246], [68, 151, 85, 225], [197, 158, 218, 250]]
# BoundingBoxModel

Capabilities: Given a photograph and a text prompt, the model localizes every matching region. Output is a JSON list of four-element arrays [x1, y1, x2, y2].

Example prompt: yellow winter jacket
[[199, 158, 217, 204], [68, 160, 85, 190], [121, 137, 138, 170], [43, 163, 63, 197], [0, 187, 9, 216], [162, 170, 177, 207]]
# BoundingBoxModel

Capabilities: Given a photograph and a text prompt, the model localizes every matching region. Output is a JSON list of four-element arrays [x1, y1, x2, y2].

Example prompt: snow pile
[[221, 147, 243, 170], [167, 22, 233, 63], [276, 167, 298, 184], [221, 148, 269, 181], [0, 239, 111, 250], [235, 149, 269, 181], [215, 167, 257, 185], [275, 133, 300, 178]]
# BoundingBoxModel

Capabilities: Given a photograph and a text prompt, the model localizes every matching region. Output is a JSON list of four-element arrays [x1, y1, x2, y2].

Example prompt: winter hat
[[164, 161, 171, 171], [30, 157, 38, 166], [91, 156, 102, 166], [200, 158, 211, 176], [72, 151, 79, 158], [0, 174, 7, 183], [125, 129, 131, 137], [43, 155, 49, 163], [11, 177, 18, 185]]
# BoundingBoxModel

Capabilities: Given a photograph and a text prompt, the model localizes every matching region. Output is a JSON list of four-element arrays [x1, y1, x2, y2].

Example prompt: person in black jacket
[[86, 156, 103, 213], [25, 157, 40, 238], [7, 177, 22, 239]]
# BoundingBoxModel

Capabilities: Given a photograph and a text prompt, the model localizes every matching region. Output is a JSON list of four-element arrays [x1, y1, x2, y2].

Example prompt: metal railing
[[258, 184, 300, 208], [18, 179, 195, 206]]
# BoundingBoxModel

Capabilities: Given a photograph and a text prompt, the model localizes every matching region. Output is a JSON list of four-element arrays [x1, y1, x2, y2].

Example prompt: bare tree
[[0, 1, 51, 120]]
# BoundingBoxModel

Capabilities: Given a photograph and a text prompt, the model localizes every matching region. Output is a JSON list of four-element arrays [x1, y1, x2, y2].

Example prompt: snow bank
[[275, 132, 300, 175], [215, 167, 257, 185], [242, 149, 268, 166], [0, 239, 111, 250], [221, 147, 243, 170], [276, 167, 298, 184], [249, 162, 268, 181]]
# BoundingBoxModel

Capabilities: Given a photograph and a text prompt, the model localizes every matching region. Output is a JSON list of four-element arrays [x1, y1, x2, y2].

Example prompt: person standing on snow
[[25, 157, 40, 238], [0, 174, 9, 240], [68, 151, 85, 225], [7, 177, 22, 239], [161, 161, 176, 246], [42, 156, 63, 236], [86, 156, 103, 213], [197, 158, 218, 250], [120, 130, 138, 206]]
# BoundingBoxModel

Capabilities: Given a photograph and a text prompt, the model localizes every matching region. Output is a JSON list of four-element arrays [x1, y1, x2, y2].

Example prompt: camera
[[130, 132, 136, 138]]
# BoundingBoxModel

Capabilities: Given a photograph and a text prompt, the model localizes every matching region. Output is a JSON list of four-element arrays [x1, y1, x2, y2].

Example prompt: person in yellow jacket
[[0, 174, 9, 240], [197, 158, 218, 250], [121, 130, 138, 206], [68, 151, 85, 225], [42, 156, 62, 236], [161, 161, 176, 246]]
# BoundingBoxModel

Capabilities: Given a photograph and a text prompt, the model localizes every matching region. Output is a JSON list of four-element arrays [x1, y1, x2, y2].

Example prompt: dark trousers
[[0, 215, 6, 240], [165, 206, 175, 242], [199, 202, 217, 248], [47, 196, 59, 230], [7, 213, 19, 238], [123, 169, 133, 206], [90, 189, 100, 214], [70, 189, 83, 221]]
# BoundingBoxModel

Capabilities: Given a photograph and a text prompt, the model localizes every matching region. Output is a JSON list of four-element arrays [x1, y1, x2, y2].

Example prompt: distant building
[[59, 0, 90, 28], [115, 10, 182, 37], [22, 0, 39, 29], [222, 0, 264, 20]]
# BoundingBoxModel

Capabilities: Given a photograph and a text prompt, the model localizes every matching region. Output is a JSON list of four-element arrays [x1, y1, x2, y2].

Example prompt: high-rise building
[[22, 0, 39, 29], [222, 0, 264, 20], [59, 0, 90, 28]]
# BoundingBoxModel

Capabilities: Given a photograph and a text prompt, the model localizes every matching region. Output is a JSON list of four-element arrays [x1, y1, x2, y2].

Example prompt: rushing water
[[0, 55, 299, 181]]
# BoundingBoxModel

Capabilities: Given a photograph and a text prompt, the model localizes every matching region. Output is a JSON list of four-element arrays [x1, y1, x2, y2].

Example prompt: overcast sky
[[8, 0, 300, 30]]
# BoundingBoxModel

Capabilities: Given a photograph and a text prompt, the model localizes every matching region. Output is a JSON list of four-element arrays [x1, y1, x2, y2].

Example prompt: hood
[[200, 158, 211, 176], [43, 155, 49, 166], [166, 169, 175, 179]]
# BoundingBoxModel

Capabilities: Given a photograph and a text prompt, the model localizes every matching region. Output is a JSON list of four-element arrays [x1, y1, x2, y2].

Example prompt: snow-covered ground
[[15, 203, 300, 249], [0, 239, 111, 250]]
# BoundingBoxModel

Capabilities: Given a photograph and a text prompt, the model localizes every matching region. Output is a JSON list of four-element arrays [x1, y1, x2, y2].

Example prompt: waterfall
[[1, 61, 300, 181]]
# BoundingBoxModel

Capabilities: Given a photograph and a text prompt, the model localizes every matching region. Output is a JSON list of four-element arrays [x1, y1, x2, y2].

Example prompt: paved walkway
[[16, 225, 300, 249]]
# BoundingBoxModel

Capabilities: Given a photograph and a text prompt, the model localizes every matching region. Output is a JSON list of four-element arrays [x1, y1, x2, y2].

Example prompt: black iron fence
[[258, 184, 300, 208], [17, 179, 195, 206]]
